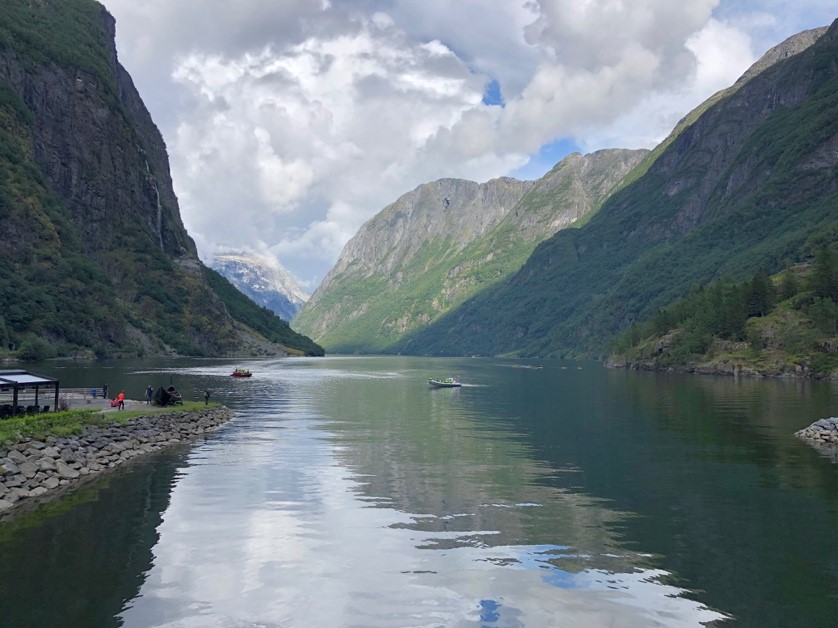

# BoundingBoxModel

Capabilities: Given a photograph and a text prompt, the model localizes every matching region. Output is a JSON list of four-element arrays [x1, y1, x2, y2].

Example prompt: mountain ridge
[[293, 148, 646, 351], [401, 19, 837, 359]]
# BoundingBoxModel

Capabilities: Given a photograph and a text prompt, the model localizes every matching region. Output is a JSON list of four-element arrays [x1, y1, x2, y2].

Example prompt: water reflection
[[0, 450, 188, 627], [116, 358, 727, 627], [2, 356, 836, 626]]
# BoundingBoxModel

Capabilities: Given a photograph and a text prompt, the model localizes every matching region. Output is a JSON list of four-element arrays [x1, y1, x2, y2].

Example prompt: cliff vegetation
[[0, 0, 323, 359], [294, 150, 646, 352], [402, 21, 837, 367]]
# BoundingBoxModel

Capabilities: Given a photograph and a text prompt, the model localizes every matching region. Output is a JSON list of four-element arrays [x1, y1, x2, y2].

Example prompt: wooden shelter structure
[[0, 369, 59, 416]]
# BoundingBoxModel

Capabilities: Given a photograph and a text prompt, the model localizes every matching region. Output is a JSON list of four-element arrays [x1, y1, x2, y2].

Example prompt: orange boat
[[231, 368, 252, 378]]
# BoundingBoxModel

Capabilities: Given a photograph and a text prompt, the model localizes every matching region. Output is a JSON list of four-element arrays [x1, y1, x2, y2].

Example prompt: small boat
[[428, 377, 461, 388], [231, 369, 252, 378]]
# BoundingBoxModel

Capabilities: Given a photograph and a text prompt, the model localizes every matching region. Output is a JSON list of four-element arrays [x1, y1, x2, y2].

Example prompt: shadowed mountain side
[[399, 20, 837, 358], [293, 149, 646, 352], [0, 0, 322, 358]]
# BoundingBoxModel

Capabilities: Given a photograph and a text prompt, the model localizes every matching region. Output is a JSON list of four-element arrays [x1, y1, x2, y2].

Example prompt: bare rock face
[[0, 9, 195, 262], [318, 177, 534, 291], [735, 26, 829, 86], [294, 149, 647, 351]]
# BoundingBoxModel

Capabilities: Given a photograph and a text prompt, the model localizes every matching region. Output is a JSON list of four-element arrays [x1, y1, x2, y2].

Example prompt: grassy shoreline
[[0, 401, 220, 444]]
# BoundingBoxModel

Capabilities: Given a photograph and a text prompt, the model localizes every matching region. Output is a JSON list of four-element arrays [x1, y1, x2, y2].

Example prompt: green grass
[[0, 401, 222, 444]]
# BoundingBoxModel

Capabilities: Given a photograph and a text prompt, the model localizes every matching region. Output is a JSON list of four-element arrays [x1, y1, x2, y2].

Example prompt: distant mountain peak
[[212, 252, 310, 321]]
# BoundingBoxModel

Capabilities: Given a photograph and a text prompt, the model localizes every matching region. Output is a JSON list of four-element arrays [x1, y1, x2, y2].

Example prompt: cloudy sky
[[99, 0, 835, 290]]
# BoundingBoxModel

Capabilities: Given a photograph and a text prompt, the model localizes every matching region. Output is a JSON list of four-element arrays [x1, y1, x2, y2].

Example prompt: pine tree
[[779, 262, 799, 301], [811, 247, 838, 302], [746, 269, 774, 317]]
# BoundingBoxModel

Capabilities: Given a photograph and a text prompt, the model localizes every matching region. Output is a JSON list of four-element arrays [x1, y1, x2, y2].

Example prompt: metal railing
[[59, 387, 106, 400]]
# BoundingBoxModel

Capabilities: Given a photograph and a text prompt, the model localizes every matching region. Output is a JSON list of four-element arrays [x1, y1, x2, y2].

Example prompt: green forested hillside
[[0, 0, 323, 359], [610, 253, 838, 377], [400, 21, 837, 360], [294, 151, 644, 352]]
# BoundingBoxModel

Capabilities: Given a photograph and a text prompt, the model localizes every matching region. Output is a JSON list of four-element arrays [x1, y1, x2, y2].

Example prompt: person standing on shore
[[117, 391, 125, 410], [145, 385, 153, 404]]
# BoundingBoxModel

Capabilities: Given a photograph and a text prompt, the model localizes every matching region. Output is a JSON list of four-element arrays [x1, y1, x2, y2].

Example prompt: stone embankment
[[795, 417, 838, 459], [0, 407, 234, 517]]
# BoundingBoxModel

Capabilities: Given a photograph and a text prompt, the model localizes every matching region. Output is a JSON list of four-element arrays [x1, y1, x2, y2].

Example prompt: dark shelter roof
[[0, 369, 60, 414], [0, 369, 58, 389]]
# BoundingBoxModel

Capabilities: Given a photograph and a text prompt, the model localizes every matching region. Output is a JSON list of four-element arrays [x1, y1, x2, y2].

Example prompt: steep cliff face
[[293, 148, 646, 352], [0, 0, 322, 357], [0, 4, 193, 262], [409, 21, 837, 358], [312, 177, 534, 298], [504, 148, 647, 239]]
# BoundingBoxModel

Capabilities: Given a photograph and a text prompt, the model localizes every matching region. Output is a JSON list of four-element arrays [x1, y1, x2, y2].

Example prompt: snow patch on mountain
[[212, 252, 310, 321]]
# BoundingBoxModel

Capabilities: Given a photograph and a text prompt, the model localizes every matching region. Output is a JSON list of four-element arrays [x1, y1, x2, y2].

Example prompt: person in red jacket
[[117, 391, 125, 410]]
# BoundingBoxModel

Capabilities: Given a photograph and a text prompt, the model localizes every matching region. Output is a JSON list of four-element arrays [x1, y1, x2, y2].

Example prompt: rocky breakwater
[[0, 407, 234, 517], [795, 417, 838, 460]]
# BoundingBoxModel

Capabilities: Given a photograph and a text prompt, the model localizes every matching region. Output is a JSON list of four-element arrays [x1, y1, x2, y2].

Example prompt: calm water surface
[[1, 356, 837, 627]]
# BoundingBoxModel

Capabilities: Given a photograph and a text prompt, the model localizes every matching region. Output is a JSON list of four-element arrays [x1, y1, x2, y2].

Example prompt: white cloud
[[577, 17, 757, 151], [100, 0, 835, 287]]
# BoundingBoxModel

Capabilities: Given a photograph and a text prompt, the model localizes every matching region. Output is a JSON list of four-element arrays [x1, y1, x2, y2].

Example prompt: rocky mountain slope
[[212, 253, 310, 322], [293, 149, 645, 352], [405, 22, 836, 358], [0, 0, 322, 358]]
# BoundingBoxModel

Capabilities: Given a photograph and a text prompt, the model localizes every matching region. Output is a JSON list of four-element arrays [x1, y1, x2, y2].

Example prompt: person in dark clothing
[[146, 385, 154, 404]]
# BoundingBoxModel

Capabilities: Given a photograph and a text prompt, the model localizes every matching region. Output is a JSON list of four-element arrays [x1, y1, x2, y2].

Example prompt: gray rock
[[41, 446, 60, 459], [1, 459, 20, 475], [7, 450, 27, 464], [0, 407, 234, 516], [41, 477, 60, 490], [60, 448, 77, 463], [38, 457, 57, 472], [55, 460, 80, 480], [20, 461, 38, 479]]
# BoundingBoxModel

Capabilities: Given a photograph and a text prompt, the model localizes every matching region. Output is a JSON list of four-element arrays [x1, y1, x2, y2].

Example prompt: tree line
[[614, 247, 838, 357]]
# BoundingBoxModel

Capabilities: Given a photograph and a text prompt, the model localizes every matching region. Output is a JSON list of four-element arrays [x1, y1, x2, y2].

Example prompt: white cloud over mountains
[[101, 0, 835, 289]]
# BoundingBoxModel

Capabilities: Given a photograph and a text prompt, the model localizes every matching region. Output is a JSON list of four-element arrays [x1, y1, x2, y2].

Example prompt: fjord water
[[1, 357, 837, 627]]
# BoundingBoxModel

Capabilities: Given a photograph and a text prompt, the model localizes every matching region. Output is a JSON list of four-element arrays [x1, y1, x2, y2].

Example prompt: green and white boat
[[428, 377, 461, 388]]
